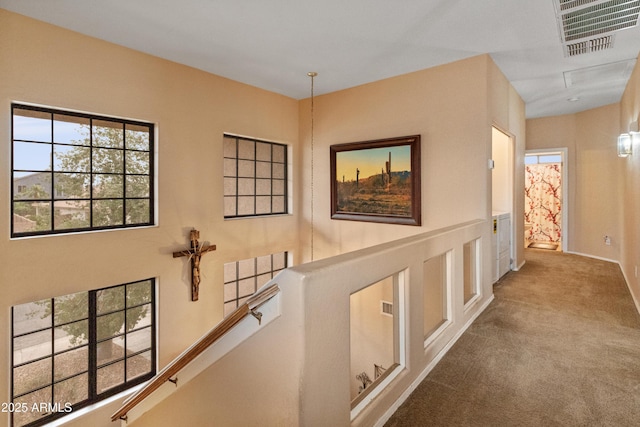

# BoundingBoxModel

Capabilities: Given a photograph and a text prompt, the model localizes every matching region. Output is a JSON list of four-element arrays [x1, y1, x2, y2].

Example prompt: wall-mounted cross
[[173, 229, 216, 301]]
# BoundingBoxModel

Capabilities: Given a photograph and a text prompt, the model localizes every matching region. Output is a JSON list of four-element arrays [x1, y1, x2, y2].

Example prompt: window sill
[[50, 383, 146, 426]]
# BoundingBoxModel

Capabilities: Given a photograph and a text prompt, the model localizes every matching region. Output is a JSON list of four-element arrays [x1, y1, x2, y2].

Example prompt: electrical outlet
[[604, 235, 611, 246], [635, 265, 638, 278]]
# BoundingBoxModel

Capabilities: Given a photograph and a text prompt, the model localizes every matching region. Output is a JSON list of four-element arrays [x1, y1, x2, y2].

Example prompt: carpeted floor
[[385, 249, 640, 426]]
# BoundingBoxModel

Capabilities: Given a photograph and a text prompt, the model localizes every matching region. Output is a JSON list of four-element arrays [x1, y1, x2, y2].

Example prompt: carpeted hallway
[[385, 249, 640, 426]]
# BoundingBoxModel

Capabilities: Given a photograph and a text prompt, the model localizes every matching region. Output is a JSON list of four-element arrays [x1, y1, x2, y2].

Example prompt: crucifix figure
[[173, 229, 216, 301]]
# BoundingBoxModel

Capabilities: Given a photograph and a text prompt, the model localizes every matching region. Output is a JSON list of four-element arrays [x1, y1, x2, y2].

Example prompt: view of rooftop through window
[[11, 104, 154, 237]]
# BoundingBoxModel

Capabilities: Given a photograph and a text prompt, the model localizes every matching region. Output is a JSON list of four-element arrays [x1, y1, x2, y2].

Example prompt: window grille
[[223, 134, 287, 218], [11, 279, 156, 427], [11, 104, 154, 237], [223, 252, 287, 316]]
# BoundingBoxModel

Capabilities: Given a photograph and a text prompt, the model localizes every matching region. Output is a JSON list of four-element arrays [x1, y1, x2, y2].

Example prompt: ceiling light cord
[[308, 72, 317, 262]]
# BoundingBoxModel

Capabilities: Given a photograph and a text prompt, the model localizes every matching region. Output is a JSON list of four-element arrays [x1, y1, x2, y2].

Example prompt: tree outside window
[[11, 104, 154, 237], [11, 280, 156, 427]]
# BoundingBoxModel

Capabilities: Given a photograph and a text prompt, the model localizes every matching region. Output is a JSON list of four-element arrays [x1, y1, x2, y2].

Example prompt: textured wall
[[0, 9, 300, 427]]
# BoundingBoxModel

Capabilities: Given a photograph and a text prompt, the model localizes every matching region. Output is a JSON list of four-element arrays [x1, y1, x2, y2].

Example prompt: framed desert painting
[[330, 135, 421, 226]]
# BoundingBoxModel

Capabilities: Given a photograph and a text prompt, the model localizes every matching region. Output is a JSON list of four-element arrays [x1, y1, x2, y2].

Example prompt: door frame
[[491, 125, 515, 271], [524, 148, 568, 252]]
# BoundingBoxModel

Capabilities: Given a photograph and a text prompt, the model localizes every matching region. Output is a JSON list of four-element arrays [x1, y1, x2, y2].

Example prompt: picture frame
[[330, 135, 421, 226]]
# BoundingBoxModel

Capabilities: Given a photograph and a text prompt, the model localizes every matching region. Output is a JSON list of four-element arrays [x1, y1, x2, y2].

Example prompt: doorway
[[491, 126, 514, 272], [524, 149, 568, 252]]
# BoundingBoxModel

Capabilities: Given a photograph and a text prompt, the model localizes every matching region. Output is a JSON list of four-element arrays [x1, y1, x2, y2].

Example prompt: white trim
[[491, 126, 516, 277], [423, 320, 453, 349], [122, 293, 281, 425], [51, 384, 145, 426], [525, 148, 568, 252], [463, 238, 482, 313], [566, 250, 640, 315], [374, 294, 495, 427], [619, 264, 640, 315], [351, 270, 408, 420], [512, 259, 526, 271], [564, 250, 618, 264], [423, 250, 454, 349], [550, 251, 640, 317], [351, 364, 403, 420]]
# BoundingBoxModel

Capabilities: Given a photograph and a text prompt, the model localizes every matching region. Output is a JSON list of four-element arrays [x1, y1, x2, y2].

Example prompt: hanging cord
[[308, 72, 317, 261]]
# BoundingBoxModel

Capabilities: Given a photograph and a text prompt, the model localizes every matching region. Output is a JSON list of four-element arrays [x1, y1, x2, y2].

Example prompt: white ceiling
[[2, 0, 640, 118]]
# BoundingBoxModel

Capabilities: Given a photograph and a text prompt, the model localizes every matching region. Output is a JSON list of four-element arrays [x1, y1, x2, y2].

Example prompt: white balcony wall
[[127, 219, 493, 427]]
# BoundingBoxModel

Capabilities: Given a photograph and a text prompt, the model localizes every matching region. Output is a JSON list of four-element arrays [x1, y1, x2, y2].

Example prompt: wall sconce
[[618, 133, 633, 157], [618, 120, 638, 157]]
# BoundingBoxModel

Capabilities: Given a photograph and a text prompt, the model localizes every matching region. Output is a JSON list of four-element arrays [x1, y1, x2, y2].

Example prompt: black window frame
[[11, 104, 155, 237], [223, 251, 288, 316], [11, 279, 157, 427], [223, 134, 288, 218]]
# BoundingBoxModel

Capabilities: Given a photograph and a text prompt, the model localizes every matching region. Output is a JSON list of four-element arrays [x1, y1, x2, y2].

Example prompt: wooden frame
[[330, 135, 421, 226], [111, 284, 279, 422]]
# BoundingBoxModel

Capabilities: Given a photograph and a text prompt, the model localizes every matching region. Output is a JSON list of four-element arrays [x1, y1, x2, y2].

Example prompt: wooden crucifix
[[173, 229, 216, 301]]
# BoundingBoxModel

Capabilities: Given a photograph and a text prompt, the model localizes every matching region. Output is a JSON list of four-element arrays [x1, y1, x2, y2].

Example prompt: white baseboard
[[617, 262, 640, 316], [374, 294, 495, 427], [565, 251, 640, 316], [564, 250, 618, 264], [512, 259, 526, 271]]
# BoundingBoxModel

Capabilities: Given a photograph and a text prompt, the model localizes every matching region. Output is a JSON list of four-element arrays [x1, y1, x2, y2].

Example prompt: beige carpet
[[385, 249, 640, 426], [527, 242, 558, 250]]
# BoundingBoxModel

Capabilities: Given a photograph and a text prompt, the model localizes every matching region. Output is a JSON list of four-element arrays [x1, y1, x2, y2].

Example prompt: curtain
[[524, 163, 561, 243]]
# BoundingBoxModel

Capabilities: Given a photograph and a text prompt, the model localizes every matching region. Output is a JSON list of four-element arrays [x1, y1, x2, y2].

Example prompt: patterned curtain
[[524, 163, 562, 243]]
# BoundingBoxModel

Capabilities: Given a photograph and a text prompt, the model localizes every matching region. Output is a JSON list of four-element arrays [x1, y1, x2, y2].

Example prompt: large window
[[11, 104, 154, 237], [11, 279, 156, 427], [223, 252, 288, 316], [223, 134, 288, 218]]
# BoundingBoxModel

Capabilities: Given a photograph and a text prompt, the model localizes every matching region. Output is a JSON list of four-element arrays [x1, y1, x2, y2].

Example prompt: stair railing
[[110, 283, 280, 422]]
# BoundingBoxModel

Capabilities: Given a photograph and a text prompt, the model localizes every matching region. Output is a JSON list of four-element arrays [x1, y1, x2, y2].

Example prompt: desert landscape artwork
[[330, 135, 421, 226]]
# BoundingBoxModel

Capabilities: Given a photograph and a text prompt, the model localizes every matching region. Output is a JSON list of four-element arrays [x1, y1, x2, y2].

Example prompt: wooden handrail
[[111, 284, 280, 422]]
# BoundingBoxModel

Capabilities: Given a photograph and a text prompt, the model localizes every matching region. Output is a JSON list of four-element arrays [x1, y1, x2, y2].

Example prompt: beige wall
[[488, 58, 527, 270], [1, 7, 528, 427], [619, 53, 640, 308], [526, 103, 621, 260], [528, 56, 640, 308], [299, 55, 525, 269], [0, 9, 300, 427], [349, 276, 394, 400]]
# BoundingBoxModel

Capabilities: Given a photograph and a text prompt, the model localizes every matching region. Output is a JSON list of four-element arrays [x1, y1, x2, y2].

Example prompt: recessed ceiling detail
[[2, 1, 640, 119], [554, 0, 640, 56], [563, 58, 636, 87]]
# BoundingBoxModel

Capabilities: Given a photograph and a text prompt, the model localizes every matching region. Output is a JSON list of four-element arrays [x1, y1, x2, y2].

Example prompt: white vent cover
[[380, 300, 393, 317], [558, 0, 604, 10], [553, 0, 640, 56], [563, 58, 637, 87], [565, 34, 615, 56]]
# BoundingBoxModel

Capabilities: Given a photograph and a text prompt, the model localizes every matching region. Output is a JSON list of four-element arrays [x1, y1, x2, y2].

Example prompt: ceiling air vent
[[565, 34, 615, 56], [554, 0, 640, 56], [558, 0, 601, 11]]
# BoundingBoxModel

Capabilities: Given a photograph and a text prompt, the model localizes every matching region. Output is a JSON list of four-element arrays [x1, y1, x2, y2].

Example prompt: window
[[525, 154, 562, 164], [223, 252, 288, 316], [11, 279, 156, 427], [223, 134, 288, 218], [11, 104, 154, 237], [350, 276, 395, 403]]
